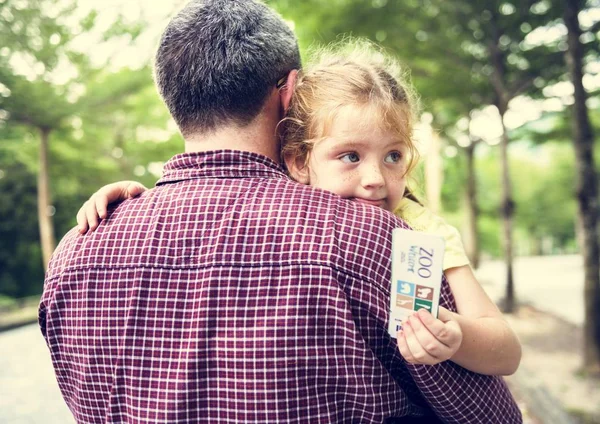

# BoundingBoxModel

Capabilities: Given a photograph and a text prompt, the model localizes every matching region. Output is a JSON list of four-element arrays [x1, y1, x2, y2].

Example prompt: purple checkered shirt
[[41, 150, 522, 423]]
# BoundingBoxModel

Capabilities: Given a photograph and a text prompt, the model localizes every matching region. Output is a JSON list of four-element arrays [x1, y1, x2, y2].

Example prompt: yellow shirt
[[394, 198, 470, 271]]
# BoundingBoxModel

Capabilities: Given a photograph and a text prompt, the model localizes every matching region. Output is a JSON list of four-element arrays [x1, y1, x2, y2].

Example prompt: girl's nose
[[361, 164, 385, 189]]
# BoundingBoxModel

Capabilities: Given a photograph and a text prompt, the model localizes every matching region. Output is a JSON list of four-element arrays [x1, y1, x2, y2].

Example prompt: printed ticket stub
[[388, 228, 445, 338]]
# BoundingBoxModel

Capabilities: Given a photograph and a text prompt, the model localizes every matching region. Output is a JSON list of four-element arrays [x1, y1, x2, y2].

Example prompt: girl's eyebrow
[[385, 140, 406, 149], [328, 140, 367, 150], [328, 137, 404, 150]]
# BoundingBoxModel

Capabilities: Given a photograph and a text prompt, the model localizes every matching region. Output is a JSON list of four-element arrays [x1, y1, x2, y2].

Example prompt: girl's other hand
[[76, 181, 147, 234], [396, 306, 462, 366]]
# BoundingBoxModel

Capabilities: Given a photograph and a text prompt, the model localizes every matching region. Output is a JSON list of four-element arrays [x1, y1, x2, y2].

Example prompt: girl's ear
[[284, 152, 310, 185]]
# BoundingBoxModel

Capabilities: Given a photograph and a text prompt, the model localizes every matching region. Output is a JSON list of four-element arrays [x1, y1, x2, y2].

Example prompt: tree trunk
[[497, 107, 516, 314], [462, 140, 480, 269], [487, 11, 516, 313], [37, 127, 56, 271], [564, 0, 600, 374]]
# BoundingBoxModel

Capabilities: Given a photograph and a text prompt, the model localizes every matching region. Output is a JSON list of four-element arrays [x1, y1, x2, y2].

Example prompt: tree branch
[[586, 20, 600, 34], [509, 75, 535, 98]]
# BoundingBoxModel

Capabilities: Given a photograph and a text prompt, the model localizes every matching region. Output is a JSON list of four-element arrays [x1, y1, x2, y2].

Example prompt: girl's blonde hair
[[280, 38, 421, 197]]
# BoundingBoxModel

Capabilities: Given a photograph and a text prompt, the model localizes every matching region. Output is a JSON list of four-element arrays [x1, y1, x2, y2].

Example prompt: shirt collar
[[156, 150, 288, 185]]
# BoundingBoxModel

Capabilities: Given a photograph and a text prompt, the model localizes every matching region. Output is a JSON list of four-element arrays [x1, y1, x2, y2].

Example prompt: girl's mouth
[[352, 198, 386, 208]]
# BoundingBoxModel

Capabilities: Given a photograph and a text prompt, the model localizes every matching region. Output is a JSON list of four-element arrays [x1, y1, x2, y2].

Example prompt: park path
[[475, 254, 583, 325], [0, 255, 584, 423], [0, 324, 74, 423]]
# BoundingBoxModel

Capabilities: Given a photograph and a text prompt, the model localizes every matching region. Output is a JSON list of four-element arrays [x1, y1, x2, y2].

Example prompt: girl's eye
[[340, 152, 360, 163], [385, 151, 402, 163]]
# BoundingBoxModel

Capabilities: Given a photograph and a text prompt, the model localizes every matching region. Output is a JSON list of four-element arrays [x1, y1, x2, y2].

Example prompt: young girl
[[76, 40, 521, 376]]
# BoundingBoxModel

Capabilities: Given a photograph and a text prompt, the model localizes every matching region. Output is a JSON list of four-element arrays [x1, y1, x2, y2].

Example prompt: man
[[40, 0, 522, 422]]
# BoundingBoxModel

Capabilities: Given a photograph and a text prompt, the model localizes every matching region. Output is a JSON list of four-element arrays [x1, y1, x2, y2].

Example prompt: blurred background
[[0, 0, 599, 422]]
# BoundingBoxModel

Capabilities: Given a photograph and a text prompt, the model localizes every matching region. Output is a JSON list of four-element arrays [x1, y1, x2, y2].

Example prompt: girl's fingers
[[441, 319, 463, 347], [94, 193, 109, 220], [416, 309, 454, 347], [76, 201, 90, 234], [416, 309, 463, 353], [85, 198, 100, 232], [402, 320, 438, 365], [77, 181, 147, 236], [396, 329, 415, 363], [407, 315, 453, 360], [436, 306, 454, 323], [126, 182, 147, 198]]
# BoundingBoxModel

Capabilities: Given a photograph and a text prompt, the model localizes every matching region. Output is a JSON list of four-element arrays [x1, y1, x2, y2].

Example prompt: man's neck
[[184, 118, 280, 163]]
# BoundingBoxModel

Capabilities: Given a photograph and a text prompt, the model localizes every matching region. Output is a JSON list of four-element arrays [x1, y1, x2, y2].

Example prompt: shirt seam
[[45, 261, 388, 295]]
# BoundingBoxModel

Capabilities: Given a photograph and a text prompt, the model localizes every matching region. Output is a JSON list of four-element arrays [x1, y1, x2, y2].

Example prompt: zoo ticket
[[388, 228, 445, 338]]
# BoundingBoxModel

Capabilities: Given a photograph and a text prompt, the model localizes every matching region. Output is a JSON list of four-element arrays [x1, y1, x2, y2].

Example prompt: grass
[[0, 295, 41, 331], [567, 408, 600, 424], [0, 294, 19, 308]]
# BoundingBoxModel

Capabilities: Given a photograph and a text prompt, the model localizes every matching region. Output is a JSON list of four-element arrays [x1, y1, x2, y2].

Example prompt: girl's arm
[[443, 265, 521, 375], [397, 266, 521, 376], [395, 198, 521, 376], [76, 181, 147, 233]]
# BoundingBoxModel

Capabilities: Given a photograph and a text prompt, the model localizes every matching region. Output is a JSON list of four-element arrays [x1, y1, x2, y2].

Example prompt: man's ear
[[284, 152, 310, 185], [280, 69, 298, 112]]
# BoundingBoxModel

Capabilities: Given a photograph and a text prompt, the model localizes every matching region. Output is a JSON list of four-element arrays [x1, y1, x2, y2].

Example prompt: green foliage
[[0, 0, 180, 298], [0, 0, 79, 130], [467, 140, 580, 257], [440, 149, 468, 213], [0, 0, 75, 69], [0, 157, 44, 298], [511, 143, 577, 252]]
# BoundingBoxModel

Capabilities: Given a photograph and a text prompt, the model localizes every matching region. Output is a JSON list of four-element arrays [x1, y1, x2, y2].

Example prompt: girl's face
[[290, 106, 409, 212]]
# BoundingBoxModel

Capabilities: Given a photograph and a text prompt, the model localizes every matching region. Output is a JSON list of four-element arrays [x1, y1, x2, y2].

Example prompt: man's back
[[41, 151, 521, 423]]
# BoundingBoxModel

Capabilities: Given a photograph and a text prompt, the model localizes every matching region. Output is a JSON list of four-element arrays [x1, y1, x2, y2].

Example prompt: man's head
[[154, 0, 301, 137]]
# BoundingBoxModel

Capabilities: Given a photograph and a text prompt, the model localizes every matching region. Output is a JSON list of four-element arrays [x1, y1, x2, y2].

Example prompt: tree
[[0, 127, 45, 298], [563, 0, 600, 373], [0, 0, 150, 270], [462, 137, 482, 268], [0, 0, 78, 269], [433, 0, 567, 312]]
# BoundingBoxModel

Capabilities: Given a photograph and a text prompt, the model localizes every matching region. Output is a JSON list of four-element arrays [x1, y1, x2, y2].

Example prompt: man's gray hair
[[154, 0, 301, 135]]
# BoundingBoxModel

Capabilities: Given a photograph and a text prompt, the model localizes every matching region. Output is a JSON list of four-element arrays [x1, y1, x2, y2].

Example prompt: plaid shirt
[[41, 150, 522, 424]]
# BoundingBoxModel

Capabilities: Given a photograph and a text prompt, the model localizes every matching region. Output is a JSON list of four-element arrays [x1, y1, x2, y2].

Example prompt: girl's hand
[[76, 181, 147, 234], [396, 306, 463, 366]]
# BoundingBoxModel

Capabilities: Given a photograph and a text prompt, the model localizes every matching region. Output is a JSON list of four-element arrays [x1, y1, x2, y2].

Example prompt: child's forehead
[[326, 104, 396, 136], [321, 114, 406, 151]]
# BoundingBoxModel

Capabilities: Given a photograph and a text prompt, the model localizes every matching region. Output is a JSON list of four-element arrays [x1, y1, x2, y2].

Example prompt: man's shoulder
[[267, 180, 403, 282], [46, 179, 404, 282], [46, 227, 83, 279], [267, 178, 402, 234]]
